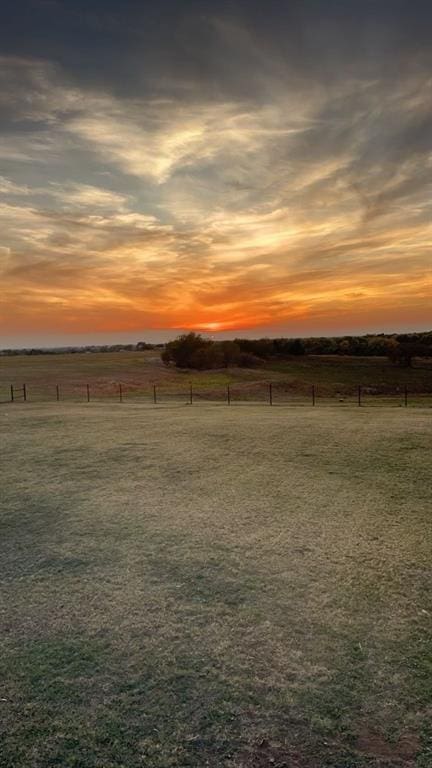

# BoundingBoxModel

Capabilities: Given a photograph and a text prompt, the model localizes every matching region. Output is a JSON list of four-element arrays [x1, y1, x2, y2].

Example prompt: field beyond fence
[[1, 350, 431, 408]]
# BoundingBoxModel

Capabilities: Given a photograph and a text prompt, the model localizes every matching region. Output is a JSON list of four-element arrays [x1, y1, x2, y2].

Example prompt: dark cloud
[[2, 1, 432, 98]]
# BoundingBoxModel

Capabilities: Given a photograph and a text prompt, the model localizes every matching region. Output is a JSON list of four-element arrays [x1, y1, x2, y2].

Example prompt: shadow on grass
[[1, 626, 429, 767], [0, 635, 245, 768]]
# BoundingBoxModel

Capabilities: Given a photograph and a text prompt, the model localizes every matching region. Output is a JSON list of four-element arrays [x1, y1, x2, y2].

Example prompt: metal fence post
[[3, 379, 418, 410]]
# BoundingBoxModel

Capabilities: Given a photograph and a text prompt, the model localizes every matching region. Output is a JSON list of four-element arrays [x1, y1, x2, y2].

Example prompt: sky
[[0, 0, 431, 346]]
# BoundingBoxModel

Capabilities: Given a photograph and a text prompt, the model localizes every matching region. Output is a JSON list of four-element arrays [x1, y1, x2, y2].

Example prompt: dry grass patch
[[0, 404, 431, 767]]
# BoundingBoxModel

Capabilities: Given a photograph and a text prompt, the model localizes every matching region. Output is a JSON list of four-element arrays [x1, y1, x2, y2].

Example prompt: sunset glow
[[0, 2, 431, 345]]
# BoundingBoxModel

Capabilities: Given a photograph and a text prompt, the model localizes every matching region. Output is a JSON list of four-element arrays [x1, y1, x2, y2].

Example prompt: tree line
[[0, 342, 160, 356], [161, 331, 432, 369], [1, 331, 431, 368]]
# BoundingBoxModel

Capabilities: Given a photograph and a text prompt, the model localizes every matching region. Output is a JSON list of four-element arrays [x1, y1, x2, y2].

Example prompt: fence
[[1, 381, 431, 408], [0, 383, 27, 404]]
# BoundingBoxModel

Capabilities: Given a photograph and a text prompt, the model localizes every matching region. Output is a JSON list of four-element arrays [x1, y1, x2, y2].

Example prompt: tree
[[161, 333, 212, 368], [387, 341, 429, 367], [218, 340, 241, 367], [136, 341, 154, 350]]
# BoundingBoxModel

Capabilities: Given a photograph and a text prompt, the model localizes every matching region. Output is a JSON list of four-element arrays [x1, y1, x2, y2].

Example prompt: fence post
[[119, 383, 123, 403], [227, 384, 231, 405], [404, 385, 408, 407], [358, 385, 361, 407], [312, 384, 315, 406], [153, 385, 157, 404], [86, 384, 90, 403], [23, 384, 27, 402], [190, 383, 193, 405], [10, 385, 14, 402], [56, 384, 60, 402], [269, 382, 273, 405]]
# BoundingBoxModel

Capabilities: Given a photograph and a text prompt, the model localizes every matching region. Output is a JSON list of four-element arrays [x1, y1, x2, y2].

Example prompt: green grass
[[264, 355, 432, 394], [0, 404, 431, 766]]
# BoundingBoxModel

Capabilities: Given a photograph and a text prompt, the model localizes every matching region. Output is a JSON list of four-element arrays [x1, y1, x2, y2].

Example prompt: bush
[[160, 334, 242, 370], [387, 341, 430, 367], [161, 333, 210, 368], [218, 341, 241, 367], [238, 352, 264, 368]]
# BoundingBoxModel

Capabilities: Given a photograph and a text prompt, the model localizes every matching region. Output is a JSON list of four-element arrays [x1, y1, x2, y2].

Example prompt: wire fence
[[1, 381, 431, 407]]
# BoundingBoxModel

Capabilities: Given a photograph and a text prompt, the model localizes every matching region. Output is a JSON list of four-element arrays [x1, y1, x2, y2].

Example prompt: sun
[[198, 322, 223, 331], [184, 321, 228, 332]]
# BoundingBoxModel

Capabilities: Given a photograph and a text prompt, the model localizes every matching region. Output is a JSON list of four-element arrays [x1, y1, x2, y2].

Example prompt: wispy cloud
[[0, 40, 431, 339], [0, 176, 31, 195], [47, 183, 130, 210]]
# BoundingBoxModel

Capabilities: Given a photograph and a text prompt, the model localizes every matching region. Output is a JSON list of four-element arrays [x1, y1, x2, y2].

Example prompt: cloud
[[0, 56, 315, 184], [47, 183, 130, 210], [0, 43, 431, 338], [0, 176, 30, 195], [67, 102, 311, 184]]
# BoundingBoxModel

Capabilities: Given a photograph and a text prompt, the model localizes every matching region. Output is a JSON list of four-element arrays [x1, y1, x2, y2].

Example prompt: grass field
[[1, 403, 431, 767], [1, 351, 431, 404]]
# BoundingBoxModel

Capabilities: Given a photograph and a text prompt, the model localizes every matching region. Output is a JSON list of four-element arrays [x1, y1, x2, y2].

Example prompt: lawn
[[0, 403, 431, 767]]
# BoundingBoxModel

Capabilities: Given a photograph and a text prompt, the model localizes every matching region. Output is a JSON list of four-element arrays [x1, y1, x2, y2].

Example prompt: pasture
[[0, 403, 431, 767], [1, 350, 432, 404]]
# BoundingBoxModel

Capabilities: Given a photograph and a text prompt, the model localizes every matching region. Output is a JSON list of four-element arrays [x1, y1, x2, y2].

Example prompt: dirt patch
[[232, 739, 319, 768], [236, 731, 422, 767], [356, 728, 420, 763]]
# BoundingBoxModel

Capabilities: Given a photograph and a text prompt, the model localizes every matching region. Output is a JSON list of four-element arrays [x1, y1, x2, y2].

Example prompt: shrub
[[238, 352, 264, 368]]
